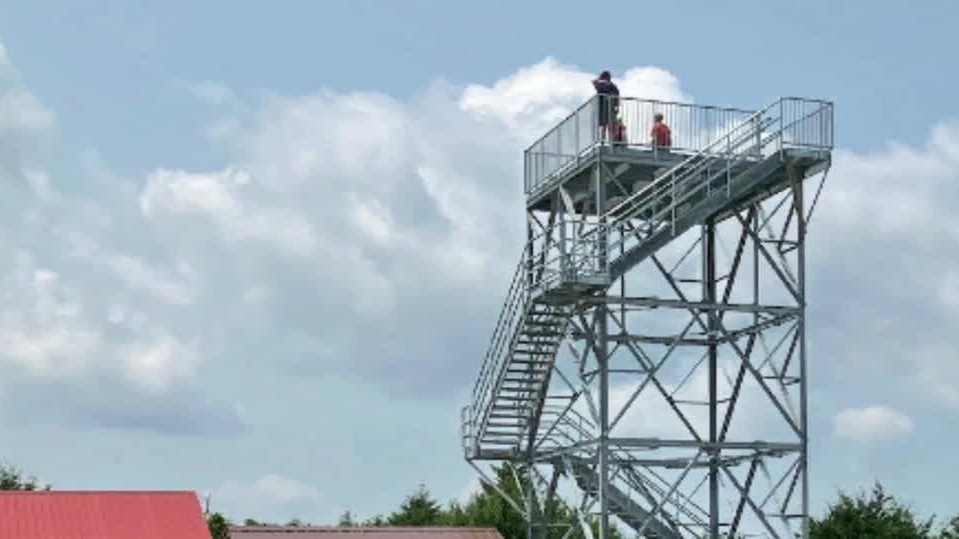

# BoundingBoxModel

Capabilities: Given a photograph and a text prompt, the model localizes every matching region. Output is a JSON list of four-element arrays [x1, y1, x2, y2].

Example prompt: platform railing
[[564, 97, 832, 283], [524, 96, 756, 197], [778, 97, 834, 151]]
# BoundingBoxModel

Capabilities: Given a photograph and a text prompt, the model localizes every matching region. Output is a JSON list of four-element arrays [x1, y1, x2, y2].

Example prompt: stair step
[[501, 381, 538, 388], [503, 376, 546, 383], [517, 334, 557, 340], [484, 429, 521, 436], [489, 413, 524, 419], [507, 361, 549, 367], [495, 396, 537, 402], [487, 421, 523, 428]]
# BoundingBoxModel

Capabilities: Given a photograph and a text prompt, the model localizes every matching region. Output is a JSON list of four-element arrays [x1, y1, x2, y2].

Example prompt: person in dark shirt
[[651, 112, 672, 149], [592, 71, 620, 142]]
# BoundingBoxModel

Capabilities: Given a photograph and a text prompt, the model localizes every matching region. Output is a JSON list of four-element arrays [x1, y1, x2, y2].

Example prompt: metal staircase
[[565, 457, 681, 539], [464, 251, 572, 457]]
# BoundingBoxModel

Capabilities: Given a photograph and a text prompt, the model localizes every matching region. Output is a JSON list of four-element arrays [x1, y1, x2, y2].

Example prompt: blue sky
[[1, 0, 959, 527]]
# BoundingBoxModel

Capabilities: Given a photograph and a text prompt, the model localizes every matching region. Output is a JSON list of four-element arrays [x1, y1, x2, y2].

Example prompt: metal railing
[[524, 96, 756, 197], [778, 97, 834, 151], [557, 97, 833, 284], [468, 249, 532, 455], [526, 217, 609, 297]]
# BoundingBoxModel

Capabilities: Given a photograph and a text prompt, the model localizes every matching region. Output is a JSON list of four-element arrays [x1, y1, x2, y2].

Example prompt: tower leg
[[704, 221, 720, 539], [796, 176, 810, 539], [598, 304, 610, 539]]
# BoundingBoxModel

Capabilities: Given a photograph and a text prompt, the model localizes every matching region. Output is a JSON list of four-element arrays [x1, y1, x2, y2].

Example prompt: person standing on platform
[[651, 112, 672, 150], [592, 71, 620, 143]]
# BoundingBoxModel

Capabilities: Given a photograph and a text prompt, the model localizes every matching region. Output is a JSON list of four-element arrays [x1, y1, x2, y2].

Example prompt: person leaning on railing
[[592, 70, 620, 143]]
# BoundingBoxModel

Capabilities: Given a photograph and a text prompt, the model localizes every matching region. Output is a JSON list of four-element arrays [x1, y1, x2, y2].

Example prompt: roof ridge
[[0, 490, 197, 495], [229, 527, 501, 532]]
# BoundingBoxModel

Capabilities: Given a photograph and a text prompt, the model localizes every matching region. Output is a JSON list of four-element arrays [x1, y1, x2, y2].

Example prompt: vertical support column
[[595, 152, 610, 539], [597, 303, 610, 539], [703, 221, 720, 539], [556, 191, 567, 282], [526, 465, 544, 539], [796, 175, 810, 539], [527, 210, 535, 289]]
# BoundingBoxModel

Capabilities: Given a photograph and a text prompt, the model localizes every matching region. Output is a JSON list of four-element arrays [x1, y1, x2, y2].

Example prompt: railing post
[[559, 208, 567, 284], [575, 111, 580, 166], [753, 115, 761, 158], [524, 151, 529, 194], [727, 133, 732, 197], [779, 99, 785, 157], [558, 121, 563, 170], [671, 172, 676, 236]]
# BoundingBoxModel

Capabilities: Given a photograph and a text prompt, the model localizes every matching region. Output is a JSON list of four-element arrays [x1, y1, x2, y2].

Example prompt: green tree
[[339, 510, 356, 527], [207, 513, 231, 539], [940, 516, 959, 539], [0, 463, 48, 491], [388, 485, 444, 526], [445, 465, 621, 539], [364, 514, 387, 527], [810, 483, 934, 539]]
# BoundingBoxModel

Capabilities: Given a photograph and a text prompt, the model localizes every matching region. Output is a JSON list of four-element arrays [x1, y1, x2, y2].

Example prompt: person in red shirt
[[651, 113, 672, 149]]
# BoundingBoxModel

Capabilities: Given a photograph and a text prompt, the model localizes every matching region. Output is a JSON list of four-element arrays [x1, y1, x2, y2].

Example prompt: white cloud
[[140, 167, 317, 256], [0, 88, 55, 131], [604, 361, 770, 442], [0, 44, 236, 432], [0, 42, 54, 134], [104, 253, 197, 305], [209, 474, 326, 523], [123, 334, 201, 393], [812, 120, 959, 409], [461, 57, 688, 143], [145, 60, 689, 390], [833, 406, 914, 443], [0, 260, 101, 376]]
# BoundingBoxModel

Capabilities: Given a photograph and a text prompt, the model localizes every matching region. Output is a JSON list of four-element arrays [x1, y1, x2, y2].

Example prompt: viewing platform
[[519, 96, 833, 303], [523, 96, 832, 216]]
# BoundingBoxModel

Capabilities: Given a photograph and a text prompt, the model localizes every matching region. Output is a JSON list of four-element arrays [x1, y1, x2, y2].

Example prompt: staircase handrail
[[468, 246, 537, 455], [603, 99, 782, 224]]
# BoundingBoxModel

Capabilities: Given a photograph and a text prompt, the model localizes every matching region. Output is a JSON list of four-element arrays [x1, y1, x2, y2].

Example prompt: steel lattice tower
[[462, 97, 833, 539]]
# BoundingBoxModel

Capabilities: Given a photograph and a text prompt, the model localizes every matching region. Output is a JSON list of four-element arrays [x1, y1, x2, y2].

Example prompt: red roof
[[0, 491, 211, 539], [229, 527, 504, 539]]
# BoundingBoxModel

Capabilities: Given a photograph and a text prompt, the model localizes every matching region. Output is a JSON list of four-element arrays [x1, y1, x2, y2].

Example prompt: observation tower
[[461, 96, 833, 539]]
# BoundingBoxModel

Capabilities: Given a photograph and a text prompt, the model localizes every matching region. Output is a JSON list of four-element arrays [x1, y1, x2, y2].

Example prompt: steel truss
[[473, 169, 827, 539]]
